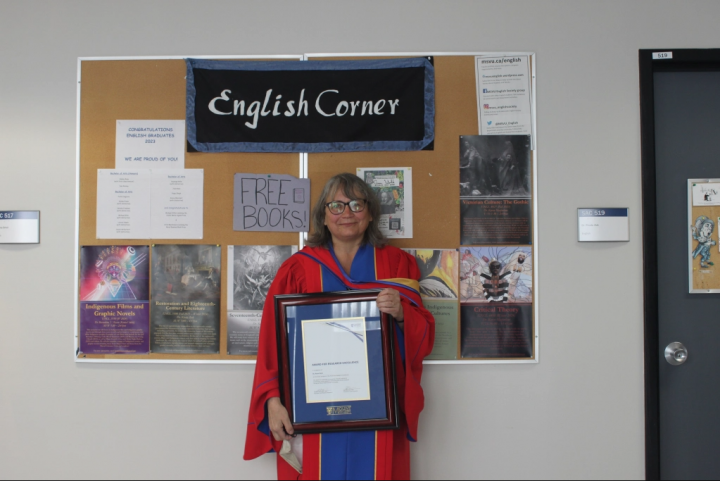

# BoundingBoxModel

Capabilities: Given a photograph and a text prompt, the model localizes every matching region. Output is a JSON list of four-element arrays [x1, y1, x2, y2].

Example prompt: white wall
[[2, 1, 719, 479]]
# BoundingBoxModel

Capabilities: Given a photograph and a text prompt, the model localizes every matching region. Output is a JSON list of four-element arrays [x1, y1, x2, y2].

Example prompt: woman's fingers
[[268, 397, 293, 441], [281, 417, 295, 438], [271, 418, 292, 441], [377, 289, 404, 321]]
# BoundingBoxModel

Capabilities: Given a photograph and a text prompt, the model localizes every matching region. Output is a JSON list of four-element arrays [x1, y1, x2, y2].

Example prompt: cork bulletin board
[[74, 52, 538, 364]]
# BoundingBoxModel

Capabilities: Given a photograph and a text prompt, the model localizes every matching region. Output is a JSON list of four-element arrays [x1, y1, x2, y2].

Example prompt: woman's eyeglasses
[[325, 199, 367, 215]]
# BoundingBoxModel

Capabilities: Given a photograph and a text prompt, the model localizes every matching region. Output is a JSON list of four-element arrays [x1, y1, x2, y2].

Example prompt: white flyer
[[96, 170, 152, 239], [357, 167, 413, 239], [97, 169, 203, 239], [692, 182, 720, 206], [115, 120, 186, 170], [475, 55, 533, 136], [302, 317, 371, 404], [150, 169, 204, 239]]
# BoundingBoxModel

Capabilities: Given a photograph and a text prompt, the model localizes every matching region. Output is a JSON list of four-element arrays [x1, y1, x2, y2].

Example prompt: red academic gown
[[244, 244, 435, 480]]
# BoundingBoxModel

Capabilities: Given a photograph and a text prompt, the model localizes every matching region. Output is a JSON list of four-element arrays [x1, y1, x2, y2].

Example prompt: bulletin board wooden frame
[[74, 52, 538, 365]]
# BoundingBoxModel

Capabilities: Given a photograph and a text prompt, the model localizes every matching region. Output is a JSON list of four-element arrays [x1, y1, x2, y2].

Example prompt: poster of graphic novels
[[688, 180, 720, 293], [79, 246, 150, 355], [357, 167, 413, 239], [227, 245, 297, 355], [460, 135, 532, 245], [150, 245, 221, 354], [404, 249, 459, 360], [460, 246, 533, 358]]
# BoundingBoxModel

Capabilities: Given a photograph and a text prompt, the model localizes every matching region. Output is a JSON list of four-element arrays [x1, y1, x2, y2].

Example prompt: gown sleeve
[[243, 258, 307, 461], [391, 248, 436, 442]]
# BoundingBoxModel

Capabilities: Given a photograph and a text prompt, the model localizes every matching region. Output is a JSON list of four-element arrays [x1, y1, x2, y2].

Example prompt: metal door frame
[[640, 48, 720, 481]]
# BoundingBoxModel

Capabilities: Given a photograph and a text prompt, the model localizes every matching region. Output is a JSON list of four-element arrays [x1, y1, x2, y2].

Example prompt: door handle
[[665, 342, 689, 365]]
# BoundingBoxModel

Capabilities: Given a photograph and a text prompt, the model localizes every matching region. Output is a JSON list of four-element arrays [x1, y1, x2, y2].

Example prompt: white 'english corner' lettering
[[315, 90, 339, 117], [208, 89, 232, 115]]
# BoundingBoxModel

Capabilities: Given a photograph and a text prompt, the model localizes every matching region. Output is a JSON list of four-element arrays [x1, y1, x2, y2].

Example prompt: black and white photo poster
[[227, 245, 296, 355], [460, 135, 532, 245]]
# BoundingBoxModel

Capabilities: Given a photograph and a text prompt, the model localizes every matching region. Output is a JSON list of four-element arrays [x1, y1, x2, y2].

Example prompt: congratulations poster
[[151, 245, 221, 354], [79, 246, 150, 355]]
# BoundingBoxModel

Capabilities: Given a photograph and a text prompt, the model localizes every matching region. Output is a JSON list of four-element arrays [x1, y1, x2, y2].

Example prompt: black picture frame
[[274, 289, 399, 434]]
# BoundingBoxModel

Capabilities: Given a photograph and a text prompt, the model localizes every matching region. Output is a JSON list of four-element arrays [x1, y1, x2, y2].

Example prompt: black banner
[[186, 58, 434, 153]]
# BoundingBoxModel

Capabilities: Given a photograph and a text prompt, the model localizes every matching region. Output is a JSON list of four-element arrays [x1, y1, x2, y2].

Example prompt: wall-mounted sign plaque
[[0, 211, 40, 244], [578, 208, 629, 242]]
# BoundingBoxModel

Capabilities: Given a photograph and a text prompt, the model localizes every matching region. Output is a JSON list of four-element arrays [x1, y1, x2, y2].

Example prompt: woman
[[244, 173, 435, 480]]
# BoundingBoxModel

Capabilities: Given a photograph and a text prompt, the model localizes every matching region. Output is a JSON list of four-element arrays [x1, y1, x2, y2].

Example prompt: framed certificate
[[275, 290, 399, 434]]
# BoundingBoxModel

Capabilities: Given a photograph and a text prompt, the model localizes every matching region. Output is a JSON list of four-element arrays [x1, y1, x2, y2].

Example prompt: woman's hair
[[306, 173, 387, 248]]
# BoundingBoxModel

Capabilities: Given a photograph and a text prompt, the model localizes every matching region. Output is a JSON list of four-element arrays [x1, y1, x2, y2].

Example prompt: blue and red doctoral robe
[[244, 244, 435, 480]]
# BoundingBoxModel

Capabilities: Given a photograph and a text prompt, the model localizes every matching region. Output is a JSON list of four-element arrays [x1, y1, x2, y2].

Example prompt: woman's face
[[324, 189, 372, 245]]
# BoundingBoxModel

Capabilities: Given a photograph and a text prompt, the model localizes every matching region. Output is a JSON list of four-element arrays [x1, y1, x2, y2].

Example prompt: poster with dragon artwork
[[227, 245, 297, 355]]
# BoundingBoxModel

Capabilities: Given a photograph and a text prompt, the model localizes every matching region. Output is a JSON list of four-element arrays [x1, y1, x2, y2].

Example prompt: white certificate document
[[475, 55, 533, 136], [96, 170, 151, 239], [115, 120, 186, 170], [302, 317, 371, 404], [150, 169, 204, 239]]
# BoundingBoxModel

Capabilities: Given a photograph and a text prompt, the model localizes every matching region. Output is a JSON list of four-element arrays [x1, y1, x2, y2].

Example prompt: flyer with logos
[[475, 55, 533, 137]]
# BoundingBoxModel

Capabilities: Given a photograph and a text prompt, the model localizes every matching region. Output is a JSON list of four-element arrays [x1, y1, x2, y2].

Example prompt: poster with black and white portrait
[[227, 245, 297, 355], [460, 135, 532, 245], [459, 135, 531, 198]]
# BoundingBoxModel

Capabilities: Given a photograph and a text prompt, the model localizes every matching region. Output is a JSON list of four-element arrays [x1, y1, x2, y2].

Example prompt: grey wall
[[2, 1, 719, 479]]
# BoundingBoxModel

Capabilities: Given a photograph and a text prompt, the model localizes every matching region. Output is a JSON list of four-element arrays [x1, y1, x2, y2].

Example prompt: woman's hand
[[267, 397, 294, 441], [377, 288, 404, 322]]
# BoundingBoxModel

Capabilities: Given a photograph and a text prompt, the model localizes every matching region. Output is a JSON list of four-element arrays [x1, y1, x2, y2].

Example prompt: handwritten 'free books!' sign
[[233, 174, 310, 232]]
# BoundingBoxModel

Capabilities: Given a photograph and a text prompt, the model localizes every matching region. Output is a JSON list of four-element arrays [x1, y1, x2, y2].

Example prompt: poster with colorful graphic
[[357, 167, 413, 239], [151, 245, 221, 354], [404, 249, 459, 360], [227, 245, 296, 355], [460, 246, 532, 303], [79, 245, 150, 355], [460, 246, 533, 359]]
